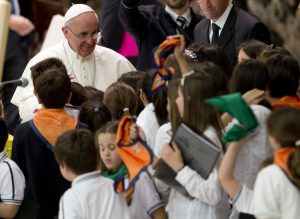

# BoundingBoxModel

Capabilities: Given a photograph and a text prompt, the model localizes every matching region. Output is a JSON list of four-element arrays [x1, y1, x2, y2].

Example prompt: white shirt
[[253, 165, 300, 219], [11, 40, 135, 122], [58, 171, 130, 219], [226, 105, 273, 190], [209, 3, 233, 42], [136, 103, 160, 150], [129, 172, 165, 219], [231, 185, 253, 214], [166, 127, 230, 219], [154, 122, 172, 158], [0, 151, 25, 205]]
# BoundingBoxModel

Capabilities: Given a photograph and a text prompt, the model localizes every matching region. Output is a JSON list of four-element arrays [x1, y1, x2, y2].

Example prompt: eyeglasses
[[66, 26, 101, 41]]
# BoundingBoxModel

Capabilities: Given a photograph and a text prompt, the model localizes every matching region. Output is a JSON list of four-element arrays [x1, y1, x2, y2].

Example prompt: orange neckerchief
[[114, 116, 153, 197], [33, 109, 77, 147], [272, 96, 300, 110], [151, 37, 181, 91], [273, 147, 296, 179]]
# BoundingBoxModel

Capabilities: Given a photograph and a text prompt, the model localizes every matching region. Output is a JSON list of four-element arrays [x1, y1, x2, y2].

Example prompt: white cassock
[[11, 40, 136, 122]]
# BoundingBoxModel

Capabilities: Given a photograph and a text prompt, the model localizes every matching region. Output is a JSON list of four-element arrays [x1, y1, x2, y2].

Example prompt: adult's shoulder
[[137, 4, 165, 17], [234, 6, 264, 26], [27, 42, 66, 67]]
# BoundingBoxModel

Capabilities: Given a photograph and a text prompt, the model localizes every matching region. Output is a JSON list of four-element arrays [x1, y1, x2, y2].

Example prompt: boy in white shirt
[[54, 129, 130, 219], [0, 118, 25, 218]]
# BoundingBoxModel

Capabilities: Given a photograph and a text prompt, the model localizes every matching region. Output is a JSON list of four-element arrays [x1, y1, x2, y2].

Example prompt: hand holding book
[[161, 142, 185, 173]]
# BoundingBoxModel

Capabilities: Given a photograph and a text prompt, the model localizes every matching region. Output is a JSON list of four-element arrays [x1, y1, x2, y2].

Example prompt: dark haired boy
[[12, 67, 87, 219], [54, 129, 130, 219], [0, 118, 25, 218]]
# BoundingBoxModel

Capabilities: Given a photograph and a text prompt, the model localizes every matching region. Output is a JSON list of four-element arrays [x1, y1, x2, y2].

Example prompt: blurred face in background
[[198, 0, 229, 21]]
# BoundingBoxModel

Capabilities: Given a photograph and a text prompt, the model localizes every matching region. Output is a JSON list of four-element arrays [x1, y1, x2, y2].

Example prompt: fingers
[[243, 89, 265, 104]]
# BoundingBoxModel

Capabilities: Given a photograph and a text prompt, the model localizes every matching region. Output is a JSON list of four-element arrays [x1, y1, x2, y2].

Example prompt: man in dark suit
[[119, 0, 203, 70], [194, 0, 271, 65]]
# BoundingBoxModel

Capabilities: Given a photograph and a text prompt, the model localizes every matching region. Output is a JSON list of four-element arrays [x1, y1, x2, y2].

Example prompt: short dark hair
[[230, 59, 269, 94], [70, 82, 87, 106], [54, 129, 98, 175], [35, 68, 71, 108], [0, 118, 8, 152], [266, 54, 300, 98], [78, 100, 112, 133], [31, 58, 67, 88]]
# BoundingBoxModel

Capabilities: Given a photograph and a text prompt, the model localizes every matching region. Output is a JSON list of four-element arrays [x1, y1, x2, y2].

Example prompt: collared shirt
[[0, 151, 25, 205], [209, 3, 233, 42], [59, 170, 130, 219], [62, 41, 96, 87], [165, 6, 192, 27], [136, 103, 160, 150]]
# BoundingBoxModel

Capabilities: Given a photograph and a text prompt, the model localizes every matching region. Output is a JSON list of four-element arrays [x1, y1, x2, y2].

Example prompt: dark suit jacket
[[119, 1, 203, 70], [194, 6, 271, 65]]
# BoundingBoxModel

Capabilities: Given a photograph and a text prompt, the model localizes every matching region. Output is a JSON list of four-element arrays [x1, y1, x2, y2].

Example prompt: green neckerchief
[[205, 93, 259, 142], [103, 164, 128, 181]]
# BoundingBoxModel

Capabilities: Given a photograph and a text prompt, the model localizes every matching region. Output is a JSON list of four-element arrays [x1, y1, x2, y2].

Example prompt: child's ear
[[34, 90, 43, 104]]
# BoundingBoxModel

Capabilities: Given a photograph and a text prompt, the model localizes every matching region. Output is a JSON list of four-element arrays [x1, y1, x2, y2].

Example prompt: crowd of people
[[1, 0, 300, 219]]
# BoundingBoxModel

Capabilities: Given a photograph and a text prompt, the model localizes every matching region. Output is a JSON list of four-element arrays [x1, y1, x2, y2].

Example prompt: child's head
[[104, 82, 137, 120], [31, 57, 67, 88], [78, 100, 112, 133], [185, 42, 233, 79], [267, 106, 300, 148], [267, 106, 300, 189], [34, 68, 71, 108], [0, 118, 8, 152], [95, 121, 122, 172], [54, 129, 98, 180], [237, 39, 267, 62], [230, 59, 269, 94], [70, 82, 87, 106], [266, 54, 300, 99], [84, 86, 104, 102], [167, 79, 181, 135], [176, 72, 222, 134]]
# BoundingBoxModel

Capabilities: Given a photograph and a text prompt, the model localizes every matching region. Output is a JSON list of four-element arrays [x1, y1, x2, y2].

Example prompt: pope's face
[[63, 12, 99, 57], [165, 0, 190, 10], [198, 0, 229, 21]]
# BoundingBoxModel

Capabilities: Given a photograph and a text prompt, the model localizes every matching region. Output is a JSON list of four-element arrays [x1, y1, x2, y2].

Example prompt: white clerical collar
[[210, 2, 233, 31], [165, 6, 192, 26], [63, 40, 93, 61]]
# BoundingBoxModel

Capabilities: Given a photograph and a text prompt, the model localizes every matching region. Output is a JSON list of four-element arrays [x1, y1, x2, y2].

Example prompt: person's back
[[253, 107, 300, 219], [0, 118, 25, 219], [12, 68, 80, 219], [55, 129, 130, 219]]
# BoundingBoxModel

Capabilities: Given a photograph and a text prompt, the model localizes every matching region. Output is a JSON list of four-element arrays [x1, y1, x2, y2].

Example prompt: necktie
[[211, 23, 220, 44], [176, 16, 187, 29]]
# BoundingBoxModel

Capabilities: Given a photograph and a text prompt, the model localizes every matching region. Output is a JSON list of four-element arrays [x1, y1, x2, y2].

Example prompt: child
[[160, 72, 230, 219], [0, 118, 25, 218], [96, 121, 167, 219], [253, 106, 300, 218], [54, 129, 130, 219], [12, 67, 87, 219]]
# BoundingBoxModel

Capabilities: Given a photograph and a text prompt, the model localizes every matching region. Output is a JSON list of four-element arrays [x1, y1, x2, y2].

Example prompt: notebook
[[172, 123, 221, 180], [154, 123, 221, 197]]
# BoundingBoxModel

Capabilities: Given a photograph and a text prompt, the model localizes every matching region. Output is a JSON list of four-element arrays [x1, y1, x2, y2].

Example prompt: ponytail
[[288, 147, 300, 190]]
